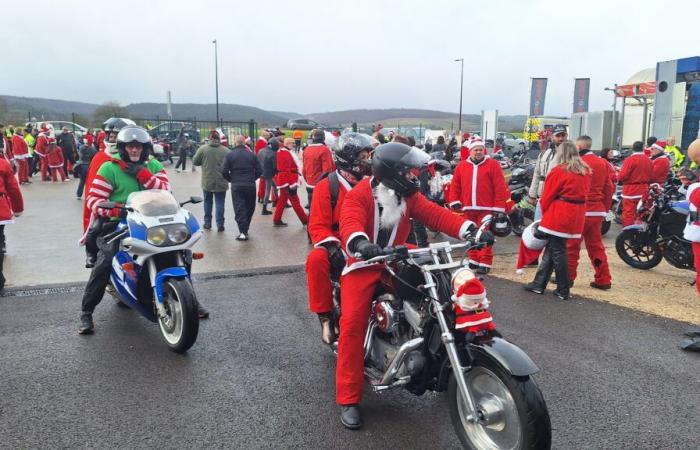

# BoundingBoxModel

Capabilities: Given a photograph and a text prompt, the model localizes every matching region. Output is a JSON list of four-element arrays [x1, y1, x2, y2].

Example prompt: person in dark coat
[[221, 135, 263, 240], [257, 138, 279, 215], [56, 127, 76, 178]]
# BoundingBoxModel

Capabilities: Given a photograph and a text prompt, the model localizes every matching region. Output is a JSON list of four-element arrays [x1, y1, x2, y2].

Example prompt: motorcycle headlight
[[512, 168, 524, 177], [147, 224, 190, 247], [147, 226, 167, 246], [167, 224, 189, 244]]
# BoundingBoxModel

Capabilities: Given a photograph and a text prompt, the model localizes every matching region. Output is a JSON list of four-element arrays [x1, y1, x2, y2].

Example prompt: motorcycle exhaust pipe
[[378, 337, 424, 385]]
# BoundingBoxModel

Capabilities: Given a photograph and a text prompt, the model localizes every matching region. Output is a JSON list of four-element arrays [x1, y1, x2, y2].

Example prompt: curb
[[0, 264, 305, 298]]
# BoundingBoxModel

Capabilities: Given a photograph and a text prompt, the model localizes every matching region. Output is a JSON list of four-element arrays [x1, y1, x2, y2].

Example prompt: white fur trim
[[314, 236, 340, 248], [585, 211, 608, 217], [621, 194, 643, 199], [462, 206, 505, 212], [537, 225, 581, 239], [455, 317, 493, 329], [449, 200, 461, 208], [459, 220, 476, 239], [346, 232, 369, 254]]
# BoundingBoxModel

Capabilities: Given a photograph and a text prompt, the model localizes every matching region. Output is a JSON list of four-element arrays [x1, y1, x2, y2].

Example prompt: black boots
[[340, 405, 362, 429], [78, 312, 94, 334], [525, 236, 570, 299], [261, 207, 272, 215]]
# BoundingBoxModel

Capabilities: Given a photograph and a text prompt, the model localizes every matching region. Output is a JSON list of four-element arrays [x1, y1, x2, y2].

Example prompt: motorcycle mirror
[[98, 201, 117, 209], [190, 196, 203, 204]]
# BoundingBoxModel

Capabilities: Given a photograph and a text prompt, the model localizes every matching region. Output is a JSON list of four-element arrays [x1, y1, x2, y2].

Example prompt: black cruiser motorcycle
[[330, 218, 551, 449]]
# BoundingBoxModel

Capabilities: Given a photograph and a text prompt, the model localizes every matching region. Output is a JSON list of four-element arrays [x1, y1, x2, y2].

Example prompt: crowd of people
[[1, 116, 700, 429]]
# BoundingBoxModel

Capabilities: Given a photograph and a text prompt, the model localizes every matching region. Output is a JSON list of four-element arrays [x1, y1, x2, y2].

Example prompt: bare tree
[[93, 101, 127, 123]]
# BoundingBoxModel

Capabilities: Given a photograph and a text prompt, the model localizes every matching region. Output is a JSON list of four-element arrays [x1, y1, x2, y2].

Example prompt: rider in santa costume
[[272, 138, 308, 226], [305, 133, 372, 344], [336, 142, 477, 430], [617, 140, 652, 228], [11, 128, 30, 184], [649, 141, 671, 185], [565, 136, 614, 290], [448, 137, 509, 273]]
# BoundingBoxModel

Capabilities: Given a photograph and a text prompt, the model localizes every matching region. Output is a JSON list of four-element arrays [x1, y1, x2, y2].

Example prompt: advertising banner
[[573, 78, 590, 113], [529, 78, 548, 116]]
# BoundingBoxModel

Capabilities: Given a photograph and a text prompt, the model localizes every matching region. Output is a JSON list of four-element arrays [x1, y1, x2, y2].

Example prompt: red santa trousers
[[306, 247, 333, 313], [463, 210, 493, 268], [273, 188, 308, 224], [257, 178, 266, 201], [566, 216, 611, 285], [336, 267, 383, 405], [621, 198, 640, 228], [693, 242, 700, 296], [40, 157, 49, 181], [17, 159, 29, 183], [51, 167, 67, 182]]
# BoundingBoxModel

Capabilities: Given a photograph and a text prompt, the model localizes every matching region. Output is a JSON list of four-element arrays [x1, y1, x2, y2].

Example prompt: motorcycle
[[615, 184, 694, 271], [331, 218, 552, 448], [98, 190, 204, 353], [507, 164, 535, 236]]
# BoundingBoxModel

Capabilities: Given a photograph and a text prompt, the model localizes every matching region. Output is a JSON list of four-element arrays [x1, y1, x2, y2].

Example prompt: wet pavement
[[0, 272, 697, 449]]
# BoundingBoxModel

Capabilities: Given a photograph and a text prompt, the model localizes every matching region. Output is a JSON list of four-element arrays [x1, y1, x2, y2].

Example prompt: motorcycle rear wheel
[[511, 207, 534, 237], [600, 219, 611, 236], [448, 356, 551, 450], [158, 278, 199, 353], [615, 229, 662, 270]]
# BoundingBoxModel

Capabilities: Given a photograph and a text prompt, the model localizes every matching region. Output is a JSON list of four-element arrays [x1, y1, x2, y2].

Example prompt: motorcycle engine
[[372, 294, 402, 333], [662, 239, 694, 270]]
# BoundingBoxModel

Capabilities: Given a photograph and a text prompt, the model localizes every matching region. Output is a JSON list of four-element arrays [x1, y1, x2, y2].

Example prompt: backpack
[[328, 171, 340, 212]]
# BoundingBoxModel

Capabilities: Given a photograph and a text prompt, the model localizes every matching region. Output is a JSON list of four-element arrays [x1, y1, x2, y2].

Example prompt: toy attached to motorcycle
[[98, 189, 204, 353]]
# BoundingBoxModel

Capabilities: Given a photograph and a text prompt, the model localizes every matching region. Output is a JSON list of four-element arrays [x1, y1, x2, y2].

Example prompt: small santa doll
[[452, 276, 496, 333]]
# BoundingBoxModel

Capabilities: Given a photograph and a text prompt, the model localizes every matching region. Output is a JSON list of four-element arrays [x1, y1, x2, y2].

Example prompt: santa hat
[[452, 278, 495, 333], [516, 220, 547, 272], [47, 137, 57, 145], [651, 141, 666, 152], [468, 138, 486, 150]]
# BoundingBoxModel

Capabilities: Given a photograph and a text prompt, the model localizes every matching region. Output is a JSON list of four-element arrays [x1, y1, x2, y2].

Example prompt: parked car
[[31, 121, 88, 136], [148, 122, 201, 143], [286, 118, 323, 130], [498, 132, 528, 151]]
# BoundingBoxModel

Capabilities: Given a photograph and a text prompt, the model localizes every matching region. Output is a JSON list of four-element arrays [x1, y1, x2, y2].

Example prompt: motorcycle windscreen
[[126, 189, 179, 216]]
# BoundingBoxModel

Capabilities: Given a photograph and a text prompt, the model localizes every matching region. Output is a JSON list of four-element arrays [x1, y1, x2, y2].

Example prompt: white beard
[[376, 183, 406, 230], [104, 142, 118, 155]]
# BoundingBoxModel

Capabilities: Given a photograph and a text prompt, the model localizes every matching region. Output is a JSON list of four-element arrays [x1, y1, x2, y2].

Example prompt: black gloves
[[354, 238, 383, 260], [479, 230, 495, 246], [288, 186, 297, 196], [326, 244, 346, 275]]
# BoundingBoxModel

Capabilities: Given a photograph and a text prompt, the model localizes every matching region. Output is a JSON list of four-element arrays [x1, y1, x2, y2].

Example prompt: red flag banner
[[529, 78, 548, 116]]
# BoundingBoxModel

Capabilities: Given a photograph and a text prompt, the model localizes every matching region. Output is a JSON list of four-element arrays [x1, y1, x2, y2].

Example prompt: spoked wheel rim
[[158, 282, 184, 345], [457, 366, 522, 450], [622, 235, 655, 263]]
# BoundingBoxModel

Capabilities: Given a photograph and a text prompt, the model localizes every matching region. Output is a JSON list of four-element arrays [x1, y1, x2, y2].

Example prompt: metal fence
[[131, 117, 258, 143]]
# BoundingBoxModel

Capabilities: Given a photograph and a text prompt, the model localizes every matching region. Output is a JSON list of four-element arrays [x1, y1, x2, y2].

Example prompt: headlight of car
[[147, 224, 190, 246]]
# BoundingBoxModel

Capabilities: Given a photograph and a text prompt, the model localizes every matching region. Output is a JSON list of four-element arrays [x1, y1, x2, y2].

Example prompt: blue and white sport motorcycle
[[98, 189, 203, 353]]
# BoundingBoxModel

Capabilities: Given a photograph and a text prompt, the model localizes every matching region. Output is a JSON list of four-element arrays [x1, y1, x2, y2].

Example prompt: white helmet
[[522, 220, 547, 250]]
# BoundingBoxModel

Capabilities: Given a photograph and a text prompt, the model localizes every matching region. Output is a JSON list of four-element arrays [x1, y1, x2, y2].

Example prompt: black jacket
[[257, 146, 277, 179], [221, 145, 262, 186], [57, 132, 76, 153]]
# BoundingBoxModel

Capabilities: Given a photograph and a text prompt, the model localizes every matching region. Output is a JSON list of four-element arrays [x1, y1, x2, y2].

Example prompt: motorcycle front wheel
[[448, 356, 551, 450], [510, 207, 534, 237], [615, 229, 662, 270], [158, 278, 199, 353]]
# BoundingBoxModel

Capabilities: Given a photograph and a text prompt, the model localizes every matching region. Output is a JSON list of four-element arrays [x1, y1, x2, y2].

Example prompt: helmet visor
[[399, 146, 431, 170], [117, 127, 151, 145]]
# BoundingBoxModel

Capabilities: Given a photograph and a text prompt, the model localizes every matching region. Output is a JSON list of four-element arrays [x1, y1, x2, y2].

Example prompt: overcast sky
[[2, 0, 699, 116]]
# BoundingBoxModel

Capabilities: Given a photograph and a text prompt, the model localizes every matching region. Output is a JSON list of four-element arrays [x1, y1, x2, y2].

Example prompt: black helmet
[[104, 117, 136, 133], [268, 138, 280, 151], [335, 133, 373, 179], [491, 212, 512, 237], [371, 142, 430, 196], [116, 126, 153, 163]]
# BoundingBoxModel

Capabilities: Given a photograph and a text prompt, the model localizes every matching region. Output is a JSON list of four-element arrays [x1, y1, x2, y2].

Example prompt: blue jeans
[[203, 190, 226, 227], [76, 164, 87, 198], [534, 201, 542, 221]]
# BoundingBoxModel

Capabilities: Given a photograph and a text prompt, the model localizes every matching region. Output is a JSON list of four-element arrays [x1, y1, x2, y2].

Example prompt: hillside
[[0, 95, 527, 131]]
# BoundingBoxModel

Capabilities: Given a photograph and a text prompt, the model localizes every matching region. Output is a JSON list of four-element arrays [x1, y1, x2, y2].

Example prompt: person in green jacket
[[665, 136, 685, 172], [192, 130, 230, 231]]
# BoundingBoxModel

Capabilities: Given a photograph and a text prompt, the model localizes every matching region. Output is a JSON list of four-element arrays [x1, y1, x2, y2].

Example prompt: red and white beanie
[[452, 278, 495, 332], [468, 137, 485, 150], [651, 141, 666, 152]]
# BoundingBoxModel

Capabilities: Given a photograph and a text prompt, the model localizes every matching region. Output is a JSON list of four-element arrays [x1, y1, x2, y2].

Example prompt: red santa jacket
[[1, 135, 13, 161], [11, 134, 28, 158], [308, 171, 353, 247], [302, 143, 335, 188], [580, 151, 614, 216], [84, 132, 94, 148], [96, 130, 106, 152], [618, 152, 652, 199], [448, 156, 509, 212], [460, 146, 469, 161], [82, 149, 113, 230], [254, 137, 267, 155], [538, 164, 591, 239], [0, 157, 23, 223], [47, 145, 64, 168], [650, 154, 670, 185], [274, 148, 300, 188], [340, 178, 472, 273], [35, 133, 48, 156]]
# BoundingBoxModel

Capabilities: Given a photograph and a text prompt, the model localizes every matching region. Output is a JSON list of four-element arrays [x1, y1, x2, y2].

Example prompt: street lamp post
[[213, 39, 220, 126], [455, 58, 464, 134], [604, 84, 618, 150]]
